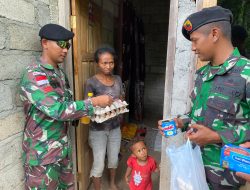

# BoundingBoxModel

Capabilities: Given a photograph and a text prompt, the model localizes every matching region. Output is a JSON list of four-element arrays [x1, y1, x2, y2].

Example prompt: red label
[[231, 148, 250, 156], [163, 125, 174, 131], [43, 86, 53, 93], [35, 75, 47, 81], [224, 148, 231, 156]]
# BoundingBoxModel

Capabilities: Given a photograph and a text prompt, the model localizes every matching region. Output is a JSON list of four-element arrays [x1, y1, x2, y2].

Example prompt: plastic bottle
[[80, 92, 93, 124]]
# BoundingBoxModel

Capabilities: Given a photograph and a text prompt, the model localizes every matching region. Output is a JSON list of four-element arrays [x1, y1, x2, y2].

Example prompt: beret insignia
[[184, 20, 192, 31]]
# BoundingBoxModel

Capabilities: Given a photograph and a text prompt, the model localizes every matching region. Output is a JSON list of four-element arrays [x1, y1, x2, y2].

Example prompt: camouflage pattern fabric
[[24, 156, 74, 190], [19, 57, 94, 166], [180, 48, 250, 189]]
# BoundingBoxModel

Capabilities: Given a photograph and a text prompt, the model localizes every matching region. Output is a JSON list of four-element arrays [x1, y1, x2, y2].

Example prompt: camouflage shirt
[[181, 48, 250, 188], [20, 57, 94, 166]]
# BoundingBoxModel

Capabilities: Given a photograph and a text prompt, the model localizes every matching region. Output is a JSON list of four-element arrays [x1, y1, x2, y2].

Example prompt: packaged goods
[[161, 120, 177, 137], [220, 144, 250, 174]]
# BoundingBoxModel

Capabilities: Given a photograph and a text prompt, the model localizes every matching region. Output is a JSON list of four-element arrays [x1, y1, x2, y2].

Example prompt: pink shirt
[[127, 155, 157, 190]]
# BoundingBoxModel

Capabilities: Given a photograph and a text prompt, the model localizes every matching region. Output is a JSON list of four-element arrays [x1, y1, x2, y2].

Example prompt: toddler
[[124, 140, 159, 190]]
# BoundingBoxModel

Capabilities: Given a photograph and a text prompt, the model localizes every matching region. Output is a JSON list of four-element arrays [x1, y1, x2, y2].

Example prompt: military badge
[[184, 19, 192, 31], [43, 86, 53, 93], [35, 75, 49, 86]]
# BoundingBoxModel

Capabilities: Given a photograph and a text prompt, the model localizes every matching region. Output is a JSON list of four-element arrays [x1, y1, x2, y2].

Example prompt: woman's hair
[[94, 46, 117, 63]]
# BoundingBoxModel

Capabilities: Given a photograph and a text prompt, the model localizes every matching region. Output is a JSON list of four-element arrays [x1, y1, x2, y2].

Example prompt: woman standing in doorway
[[84, 46, 124, 190]]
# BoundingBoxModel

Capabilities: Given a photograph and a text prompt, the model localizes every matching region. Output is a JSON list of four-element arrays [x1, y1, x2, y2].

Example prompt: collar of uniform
[[203, 48, 240, 82], [40, 62, 54, 70], [38, 57, 55, 70]]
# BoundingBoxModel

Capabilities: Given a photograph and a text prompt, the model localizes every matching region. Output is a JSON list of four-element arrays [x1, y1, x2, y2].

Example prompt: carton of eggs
[[91, 99, 129, 123]]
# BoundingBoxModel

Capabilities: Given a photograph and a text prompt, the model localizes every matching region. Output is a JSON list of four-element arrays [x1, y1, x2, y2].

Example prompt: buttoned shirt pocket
[[205, 97, 235, 129], [205, 84, 244, 128]]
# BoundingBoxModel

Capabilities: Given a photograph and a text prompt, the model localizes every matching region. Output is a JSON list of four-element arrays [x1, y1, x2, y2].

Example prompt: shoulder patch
[[43, 86, 53, 93], [35, 75, 49, 86], [33, 72, 46, 76]]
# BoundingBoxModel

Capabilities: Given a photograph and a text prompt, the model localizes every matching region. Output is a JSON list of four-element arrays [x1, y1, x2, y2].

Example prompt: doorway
[[70, 0, 170, 189]]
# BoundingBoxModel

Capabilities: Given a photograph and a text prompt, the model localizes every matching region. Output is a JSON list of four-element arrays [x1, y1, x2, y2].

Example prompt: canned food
[[161, 120, 177, 137]]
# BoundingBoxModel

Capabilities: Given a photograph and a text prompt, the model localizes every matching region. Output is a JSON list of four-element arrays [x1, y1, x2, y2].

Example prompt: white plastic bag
[[166, 139, 209, 190]]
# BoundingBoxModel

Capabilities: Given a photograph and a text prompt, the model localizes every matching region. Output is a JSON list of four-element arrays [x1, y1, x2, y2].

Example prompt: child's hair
[[128, 138, 146, 153]]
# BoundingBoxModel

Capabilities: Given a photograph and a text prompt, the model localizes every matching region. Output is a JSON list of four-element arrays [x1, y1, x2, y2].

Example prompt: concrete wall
[[0, 0, 59, 189], [92, 0, 119, 46], [160, 0, 196, 189], [132, 0, 170, 125]]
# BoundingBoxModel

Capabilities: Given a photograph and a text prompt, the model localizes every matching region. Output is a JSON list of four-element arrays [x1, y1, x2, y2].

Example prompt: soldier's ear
[[41, 39, 49, 50], [211, 27, 220, 43]]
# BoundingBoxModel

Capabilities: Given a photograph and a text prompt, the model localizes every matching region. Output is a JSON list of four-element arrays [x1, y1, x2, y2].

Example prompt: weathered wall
[[131, 0, 170, 125], [160, 0, 196, 189], [92, 0, 120, 46], [0, 0, 59, 189], [102, 0, 120, 45]]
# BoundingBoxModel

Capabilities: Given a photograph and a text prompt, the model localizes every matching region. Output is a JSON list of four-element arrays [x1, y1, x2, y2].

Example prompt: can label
[[161, 120, 177, 137]]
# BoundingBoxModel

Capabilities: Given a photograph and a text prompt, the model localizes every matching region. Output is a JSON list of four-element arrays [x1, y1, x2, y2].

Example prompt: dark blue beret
[[182, 6, 233, 40], [39, 24, 74, 41]]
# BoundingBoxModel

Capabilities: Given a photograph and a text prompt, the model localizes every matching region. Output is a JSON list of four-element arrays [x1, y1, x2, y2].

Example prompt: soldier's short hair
[[198, 21, 232, 40]]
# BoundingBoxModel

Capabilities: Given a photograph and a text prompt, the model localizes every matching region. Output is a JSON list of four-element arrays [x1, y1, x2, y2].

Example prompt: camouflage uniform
[[181, 48, 250, 189], [20, 57, 94, 189]]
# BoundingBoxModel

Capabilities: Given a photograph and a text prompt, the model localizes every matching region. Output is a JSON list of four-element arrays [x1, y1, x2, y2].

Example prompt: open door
[[71, 0, 102, 189]]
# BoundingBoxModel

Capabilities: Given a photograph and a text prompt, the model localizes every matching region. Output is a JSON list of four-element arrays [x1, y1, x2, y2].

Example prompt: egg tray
[[90, 99, 129, 123]]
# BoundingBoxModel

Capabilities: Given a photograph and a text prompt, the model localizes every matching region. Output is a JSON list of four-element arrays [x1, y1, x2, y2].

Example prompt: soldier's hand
[[236, 142, 250, 182], [173, 118, 184, 129], [239, 141, 250, 149], [158, 118, 184, 137], [236, 172, 250, 182], [157, 120, 165, 136], [186, 124, 222, 146], [91, 95, 113, 107]]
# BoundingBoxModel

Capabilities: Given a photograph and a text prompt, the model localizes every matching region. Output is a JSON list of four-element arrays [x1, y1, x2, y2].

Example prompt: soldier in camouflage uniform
[[19, 24, 113, 190], [158, 6, 250, 190]]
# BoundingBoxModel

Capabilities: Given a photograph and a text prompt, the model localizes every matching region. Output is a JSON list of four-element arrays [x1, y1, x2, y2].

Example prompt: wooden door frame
[[58, 0, 78, 189], [160, 0, 217, 189], [70, 0, 103, 189]]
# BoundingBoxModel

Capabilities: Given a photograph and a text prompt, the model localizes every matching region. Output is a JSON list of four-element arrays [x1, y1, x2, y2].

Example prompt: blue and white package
[[220, 144, 250, 174], [161, 120, 177, 137]]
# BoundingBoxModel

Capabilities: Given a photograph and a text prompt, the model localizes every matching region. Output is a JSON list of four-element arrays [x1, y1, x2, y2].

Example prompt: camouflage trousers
[[206, 167, 245, 190], [24, 157, 74, 190]]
